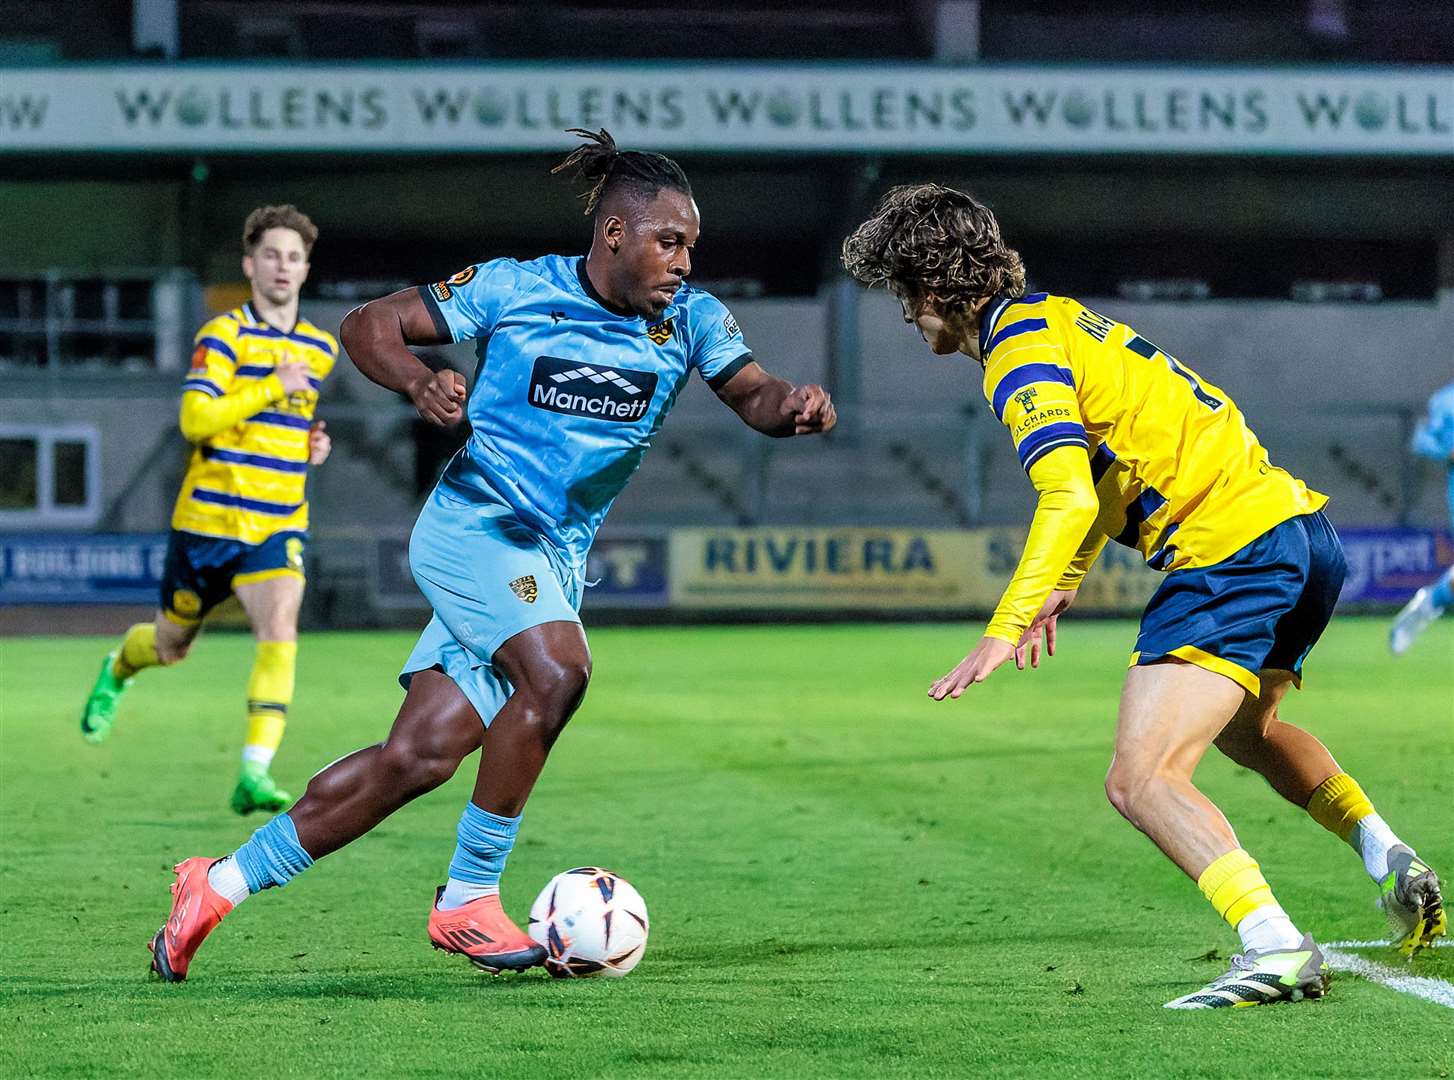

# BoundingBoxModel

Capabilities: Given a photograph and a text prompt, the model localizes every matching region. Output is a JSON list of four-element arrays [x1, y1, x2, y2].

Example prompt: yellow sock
[[1305, 772, 1375, 843], [111, 623, 159, 680], [243, 640, 296, 770], [1198, 848, 1277, 930]]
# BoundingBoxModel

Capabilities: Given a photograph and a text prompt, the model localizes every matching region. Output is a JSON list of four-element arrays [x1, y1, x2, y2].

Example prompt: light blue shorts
[[399, 484, 584, 725]]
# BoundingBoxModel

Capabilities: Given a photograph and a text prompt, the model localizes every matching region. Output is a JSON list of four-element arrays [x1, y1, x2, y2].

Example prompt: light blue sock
[[1431, 572, 1453, 611], [232, 812, 315, 894], [438, 803, 521, 909]]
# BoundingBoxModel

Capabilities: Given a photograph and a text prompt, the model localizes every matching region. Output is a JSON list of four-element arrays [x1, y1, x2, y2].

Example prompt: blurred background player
[[1389, 377, 1454, 655], [78, 206, 336, 816], [842, 184, 1446, 1009], [145, 130, 836, 982]]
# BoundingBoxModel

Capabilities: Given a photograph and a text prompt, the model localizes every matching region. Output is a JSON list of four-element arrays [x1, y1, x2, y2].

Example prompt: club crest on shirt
[[645, 317, 675, 346], [509, 575, 538, 603]]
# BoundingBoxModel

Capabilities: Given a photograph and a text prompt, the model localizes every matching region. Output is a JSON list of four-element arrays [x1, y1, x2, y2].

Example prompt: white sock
[[438, 877, 499, 910], [1352, 814, 1401, 883], [207, 855, 251, 907], [1235, 903, 1303, 954], [241, 744, 276, 769]]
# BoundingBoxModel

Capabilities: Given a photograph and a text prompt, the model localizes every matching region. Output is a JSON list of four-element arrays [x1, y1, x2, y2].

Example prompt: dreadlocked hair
[[550, 127, 692, 216], [841, 184, 1026, 309]]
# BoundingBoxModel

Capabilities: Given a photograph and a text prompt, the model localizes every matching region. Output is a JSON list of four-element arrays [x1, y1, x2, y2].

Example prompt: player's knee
[[1104, 769, 1134, 821], [1214, 707, 1276, 765], [511, 658, 591, 744], [378, 736, 460, 795], [1104, 762, 1156, 824]]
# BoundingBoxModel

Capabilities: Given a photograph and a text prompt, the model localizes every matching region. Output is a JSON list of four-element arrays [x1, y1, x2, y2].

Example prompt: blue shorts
[[399, 484, 584, 725], [1131, 511, 1346, 697], [160, 529, 306, 625]]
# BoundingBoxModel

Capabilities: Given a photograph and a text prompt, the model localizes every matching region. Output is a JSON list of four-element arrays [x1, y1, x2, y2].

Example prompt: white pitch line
[[1324, 947, 1454, 1010], [1326, 939, 1450, 949]]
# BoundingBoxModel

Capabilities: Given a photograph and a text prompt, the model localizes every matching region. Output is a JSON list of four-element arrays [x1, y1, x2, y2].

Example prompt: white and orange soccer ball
[[527, 866, 649, 978]]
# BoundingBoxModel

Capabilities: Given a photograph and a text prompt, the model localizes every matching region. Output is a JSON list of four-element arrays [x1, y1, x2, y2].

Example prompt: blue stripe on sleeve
[[1114, 488, 1168, 547], [201, 446, 308, 474], [990, 362, 1075, 420], [1016, 421, 1089, 472], [984, 317, 1049, 358], [182, 378, 223, 397], [1090, 442, 1117, 483], [253, 411, 312, 430], [189, 487, 302, 516], [197, 335, 237, 362]]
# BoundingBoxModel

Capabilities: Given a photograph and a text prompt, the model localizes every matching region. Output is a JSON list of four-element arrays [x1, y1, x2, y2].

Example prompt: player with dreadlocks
[[843, 184, 1444, 1008], [147, 129, 836, 981]]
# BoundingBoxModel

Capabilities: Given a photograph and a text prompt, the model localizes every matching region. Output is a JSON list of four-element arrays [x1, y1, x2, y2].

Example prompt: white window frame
[[0, 423, 102, 528]]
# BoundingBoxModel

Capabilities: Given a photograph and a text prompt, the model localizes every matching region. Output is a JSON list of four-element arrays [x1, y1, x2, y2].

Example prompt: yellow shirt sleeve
[[177, 318, 286, 442], [1056, 529, 1109, 591], [984, 444, 1100, 643], [178, 377, 287, 443], [981, 335, 1099, 643]]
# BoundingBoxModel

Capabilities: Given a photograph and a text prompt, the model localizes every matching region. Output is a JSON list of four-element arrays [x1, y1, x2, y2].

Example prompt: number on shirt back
[[1125, 334, 1223, 411]]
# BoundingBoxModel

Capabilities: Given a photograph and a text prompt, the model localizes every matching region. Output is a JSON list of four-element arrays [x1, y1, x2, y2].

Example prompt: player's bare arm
[[713, 361, 837, 437], [340, 288, 464, 426]]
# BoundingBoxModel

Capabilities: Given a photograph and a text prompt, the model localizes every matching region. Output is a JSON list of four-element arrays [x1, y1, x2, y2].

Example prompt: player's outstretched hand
[[782, 384, 837, 435], [929, 636, 1016, 700], [308, 420, 332, 466], [410, 368, 467, 426], [276, 360, 313, 395], [1013, 588, 1078, 670]]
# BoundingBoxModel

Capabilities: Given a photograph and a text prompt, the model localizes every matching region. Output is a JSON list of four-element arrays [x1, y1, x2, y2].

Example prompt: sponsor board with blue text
[[1337, 527, 1453, 605], [0, 533, 168, 604]]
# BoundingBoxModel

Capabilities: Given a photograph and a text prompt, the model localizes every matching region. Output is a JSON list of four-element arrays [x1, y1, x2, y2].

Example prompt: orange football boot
[[148, 857, 234, 982], [428, 887, 545, 973]]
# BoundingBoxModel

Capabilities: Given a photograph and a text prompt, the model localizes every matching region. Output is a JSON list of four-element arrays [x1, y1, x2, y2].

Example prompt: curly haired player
[[843, 183, 1445, 1008]]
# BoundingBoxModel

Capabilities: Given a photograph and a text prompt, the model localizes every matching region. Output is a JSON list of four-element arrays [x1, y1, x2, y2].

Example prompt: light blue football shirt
[[1410, 380, 1454, 528], [418, 254, 752, 565]]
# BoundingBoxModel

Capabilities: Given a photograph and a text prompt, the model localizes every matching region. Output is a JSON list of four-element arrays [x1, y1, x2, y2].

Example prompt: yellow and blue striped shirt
[[980, 293, 1326, 643], [171, 302, 336, 545]]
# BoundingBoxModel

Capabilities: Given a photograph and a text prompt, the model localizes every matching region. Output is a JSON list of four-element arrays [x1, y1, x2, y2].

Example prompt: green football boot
[[80, 652, 131, 744], [229, 762, 293, 816]]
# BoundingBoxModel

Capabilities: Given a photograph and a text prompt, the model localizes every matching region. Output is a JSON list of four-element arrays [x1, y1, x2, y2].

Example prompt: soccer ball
[[527, 866, 649, 978]]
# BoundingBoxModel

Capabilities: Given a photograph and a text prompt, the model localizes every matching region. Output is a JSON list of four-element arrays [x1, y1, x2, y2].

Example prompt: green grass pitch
[[2, 617, 1451, 1078]]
